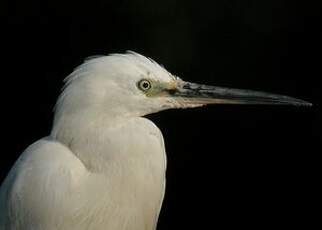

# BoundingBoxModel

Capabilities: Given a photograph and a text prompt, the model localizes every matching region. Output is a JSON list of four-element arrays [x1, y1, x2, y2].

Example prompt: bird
[[0, 51, 311, 230]]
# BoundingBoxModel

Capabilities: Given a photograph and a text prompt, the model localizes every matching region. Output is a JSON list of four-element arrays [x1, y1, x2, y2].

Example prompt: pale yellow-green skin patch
[[144, 79, 178, 97]]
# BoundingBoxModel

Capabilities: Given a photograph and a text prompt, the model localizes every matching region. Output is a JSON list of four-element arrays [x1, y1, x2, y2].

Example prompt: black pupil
[[142, 82, 149, 89]]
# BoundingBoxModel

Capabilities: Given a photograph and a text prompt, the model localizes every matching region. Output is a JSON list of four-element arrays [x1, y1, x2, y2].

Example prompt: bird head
[[54, 51, 311, 124]]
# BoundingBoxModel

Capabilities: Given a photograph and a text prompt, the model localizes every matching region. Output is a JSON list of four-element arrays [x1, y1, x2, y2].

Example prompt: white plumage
[[1, 52, 169, 230], [0, 51, 310, 230]]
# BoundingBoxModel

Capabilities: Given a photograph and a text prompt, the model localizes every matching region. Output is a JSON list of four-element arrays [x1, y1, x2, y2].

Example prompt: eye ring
[[138, 79, 152, 91]]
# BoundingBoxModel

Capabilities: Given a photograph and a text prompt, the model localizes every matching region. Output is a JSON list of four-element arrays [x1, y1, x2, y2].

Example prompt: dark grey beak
[[170, 81, 312, 106]]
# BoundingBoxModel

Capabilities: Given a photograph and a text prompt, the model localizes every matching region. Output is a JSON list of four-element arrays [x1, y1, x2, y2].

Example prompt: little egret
[[0, 52, 311, 230]]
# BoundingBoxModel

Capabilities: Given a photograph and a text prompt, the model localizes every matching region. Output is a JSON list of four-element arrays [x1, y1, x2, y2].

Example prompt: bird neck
[[50, 109, 129, 171]]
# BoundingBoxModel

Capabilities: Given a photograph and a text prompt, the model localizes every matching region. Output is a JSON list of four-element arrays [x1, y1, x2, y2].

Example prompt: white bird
[[0, 52, 311, 230]]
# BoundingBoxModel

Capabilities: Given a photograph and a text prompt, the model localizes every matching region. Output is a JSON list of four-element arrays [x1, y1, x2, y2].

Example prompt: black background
[[1, 0, 321, 229]]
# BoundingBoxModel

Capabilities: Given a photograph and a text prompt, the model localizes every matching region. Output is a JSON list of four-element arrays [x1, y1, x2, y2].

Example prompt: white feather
[[0, 52, 172, 230]]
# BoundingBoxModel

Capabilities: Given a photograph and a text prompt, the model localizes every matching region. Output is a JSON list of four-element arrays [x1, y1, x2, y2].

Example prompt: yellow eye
[[138, 79, 152, 91]]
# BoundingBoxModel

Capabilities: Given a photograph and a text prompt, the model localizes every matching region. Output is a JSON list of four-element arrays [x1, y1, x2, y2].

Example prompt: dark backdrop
[[1, 0, 321, 229]]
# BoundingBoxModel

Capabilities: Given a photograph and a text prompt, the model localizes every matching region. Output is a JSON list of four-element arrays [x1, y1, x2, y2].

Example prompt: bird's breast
[[62, 117, 167, 229]]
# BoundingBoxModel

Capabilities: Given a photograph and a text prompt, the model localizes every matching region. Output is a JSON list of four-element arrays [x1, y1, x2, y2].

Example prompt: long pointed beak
[[169, 81, 312, 106]]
